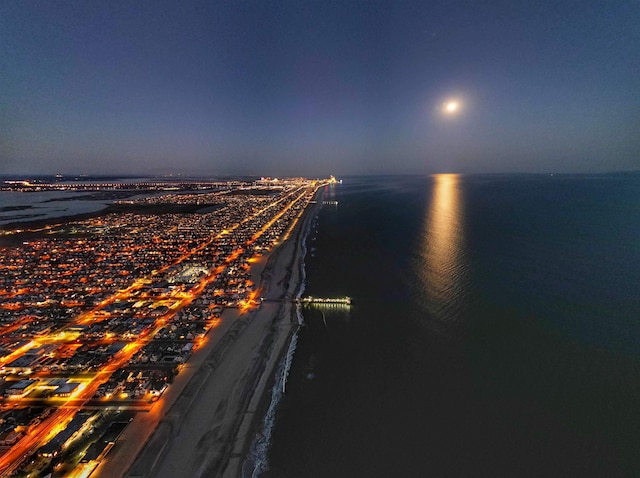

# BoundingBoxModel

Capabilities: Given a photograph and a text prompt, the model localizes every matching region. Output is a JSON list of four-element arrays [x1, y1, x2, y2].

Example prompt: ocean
[[264, 174, 640, 477]]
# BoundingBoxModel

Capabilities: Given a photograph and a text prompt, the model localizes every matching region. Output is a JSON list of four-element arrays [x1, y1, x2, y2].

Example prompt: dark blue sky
[[1, 0, 638, 176]]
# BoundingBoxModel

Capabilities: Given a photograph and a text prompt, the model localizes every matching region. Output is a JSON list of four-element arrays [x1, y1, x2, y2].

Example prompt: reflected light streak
[[420, 174, 466, 324]]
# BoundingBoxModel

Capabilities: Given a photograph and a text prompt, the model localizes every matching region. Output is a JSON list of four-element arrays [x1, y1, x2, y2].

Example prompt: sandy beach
[[92, 191, 322, 478]]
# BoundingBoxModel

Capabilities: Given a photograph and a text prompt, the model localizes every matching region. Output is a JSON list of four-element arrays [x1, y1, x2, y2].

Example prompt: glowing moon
[[444, 100, 459, 114]]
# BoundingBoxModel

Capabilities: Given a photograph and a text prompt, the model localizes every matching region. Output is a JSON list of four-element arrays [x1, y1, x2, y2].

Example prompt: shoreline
[[227, 192, 320, 477], [93, 189, 323, 477]]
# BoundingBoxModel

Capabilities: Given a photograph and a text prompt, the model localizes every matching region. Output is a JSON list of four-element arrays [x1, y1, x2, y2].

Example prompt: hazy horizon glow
[[1, 1, 638, 176]]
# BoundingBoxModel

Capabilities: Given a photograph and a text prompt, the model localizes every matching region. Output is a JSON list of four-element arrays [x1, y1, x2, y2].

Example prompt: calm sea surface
[[0, 190, 113, 225], [265, 174, 640, 477]]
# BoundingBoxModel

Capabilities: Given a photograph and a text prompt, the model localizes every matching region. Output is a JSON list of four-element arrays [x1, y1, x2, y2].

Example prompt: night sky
[[1, 1, 639, 176]]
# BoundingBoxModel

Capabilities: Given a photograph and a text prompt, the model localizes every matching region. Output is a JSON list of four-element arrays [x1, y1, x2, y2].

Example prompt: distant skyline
[[1, 1, 639, 176]]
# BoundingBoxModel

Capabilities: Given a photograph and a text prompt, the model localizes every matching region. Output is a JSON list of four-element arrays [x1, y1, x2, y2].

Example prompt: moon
[[444, 100, 459, 114]]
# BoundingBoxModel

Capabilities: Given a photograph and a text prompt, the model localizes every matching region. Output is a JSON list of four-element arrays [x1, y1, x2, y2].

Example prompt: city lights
[[0, 177, 329, 475]]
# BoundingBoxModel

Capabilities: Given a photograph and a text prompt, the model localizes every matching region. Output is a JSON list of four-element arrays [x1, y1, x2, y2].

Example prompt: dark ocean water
[[265, 174, 640, 477]]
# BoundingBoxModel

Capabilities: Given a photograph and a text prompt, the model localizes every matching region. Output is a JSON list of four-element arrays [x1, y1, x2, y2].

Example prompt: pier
[[299, 296, 351, 306], [262, 296, 352, 307]]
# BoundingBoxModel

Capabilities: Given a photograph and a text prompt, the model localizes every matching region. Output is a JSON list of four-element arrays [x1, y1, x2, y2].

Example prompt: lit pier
[[299, 296, 351, 306]]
